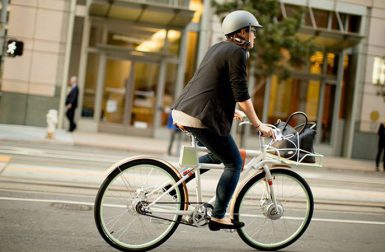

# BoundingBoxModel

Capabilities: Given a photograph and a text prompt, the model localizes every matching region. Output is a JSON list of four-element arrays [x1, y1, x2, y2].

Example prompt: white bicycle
[[94, 114, 323, 251]]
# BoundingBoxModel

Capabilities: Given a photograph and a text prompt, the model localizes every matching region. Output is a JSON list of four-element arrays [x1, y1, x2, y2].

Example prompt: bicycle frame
[[96, 115, 320, 252], [145, 134, 288, 219]]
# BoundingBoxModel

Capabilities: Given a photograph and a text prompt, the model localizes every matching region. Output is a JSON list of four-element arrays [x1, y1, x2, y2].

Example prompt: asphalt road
[[1, 141, 385, 251], [0, 181, 385, 252]]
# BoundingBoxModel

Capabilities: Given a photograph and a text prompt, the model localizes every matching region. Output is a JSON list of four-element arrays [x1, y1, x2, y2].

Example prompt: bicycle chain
[[139, 201, 209, 227]]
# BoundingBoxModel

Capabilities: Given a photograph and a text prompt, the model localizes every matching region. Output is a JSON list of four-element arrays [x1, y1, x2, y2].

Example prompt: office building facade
[[1, 0, 384, 159]]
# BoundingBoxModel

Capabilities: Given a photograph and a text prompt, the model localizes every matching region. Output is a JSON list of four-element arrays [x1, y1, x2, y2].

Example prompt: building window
[[267, 76, 320, 122], [313, 9, 329, 29], [283, 4, 361, 34], [331, 12, 340, 31], [347, 14, 361, 33], [284, 4, 302, 18], [89, 25, 103, 47], [373, 57, 385, 85], [107, 27, 181, 56]]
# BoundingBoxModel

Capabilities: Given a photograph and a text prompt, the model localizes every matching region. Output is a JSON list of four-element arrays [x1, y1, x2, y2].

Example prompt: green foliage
[[212, 0, 315, 82]]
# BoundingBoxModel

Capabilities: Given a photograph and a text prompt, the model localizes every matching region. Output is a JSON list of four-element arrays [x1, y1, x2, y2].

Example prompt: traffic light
[[6, 40, 24, 57]]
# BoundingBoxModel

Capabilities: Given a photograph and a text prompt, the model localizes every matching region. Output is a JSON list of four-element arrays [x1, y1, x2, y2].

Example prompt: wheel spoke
[[235, 168, 313, 251], [104, 209, 128, 231], [94, 159, 184, 251], [118, 168, 132, 191]]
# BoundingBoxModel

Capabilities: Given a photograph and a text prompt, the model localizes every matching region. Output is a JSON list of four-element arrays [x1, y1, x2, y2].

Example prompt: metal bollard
[[46, 109, 58, 139]]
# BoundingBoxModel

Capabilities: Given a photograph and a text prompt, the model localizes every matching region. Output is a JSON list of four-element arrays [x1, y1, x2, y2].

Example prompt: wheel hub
[[262, 200, 284, 220], [135, 201, 149, 215]]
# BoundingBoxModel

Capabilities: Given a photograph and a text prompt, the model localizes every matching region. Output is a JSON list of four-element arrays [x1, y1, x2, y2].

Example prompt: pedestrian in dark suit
[[376, 121, 385, 171], [65, 76, 79, 132]]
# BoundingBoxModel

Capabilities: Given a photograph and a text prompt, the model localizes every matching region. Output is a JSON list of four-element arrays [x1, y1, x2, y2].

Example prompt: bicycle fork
[[262, 165, 283, 219]]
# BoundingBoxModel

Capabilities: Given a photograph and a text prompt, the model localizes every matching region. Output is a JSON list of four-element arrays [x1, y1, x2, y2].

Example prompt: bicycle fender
[[104, 155, 179, 178]]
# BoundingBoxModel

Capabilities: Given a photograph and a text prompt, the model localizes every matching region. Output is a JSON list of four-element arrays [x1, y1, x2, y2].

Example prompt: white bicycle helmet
[[222, 10, 262, 36]]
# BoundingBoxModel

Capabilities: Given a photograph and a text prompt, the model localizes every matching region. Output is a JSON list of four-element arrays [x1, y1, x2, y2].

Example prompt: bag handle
[[283, 111, 308, 134]]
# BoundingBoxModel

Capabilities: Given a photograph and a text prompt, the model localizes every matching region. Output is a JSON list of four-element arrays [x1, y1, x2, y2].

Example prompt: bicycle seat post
[[189, 135, 204, 204]]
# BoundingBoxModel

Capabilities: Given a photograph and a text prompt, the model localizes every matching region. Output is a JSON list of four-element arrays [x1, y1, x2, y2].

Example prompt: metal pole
[[331, 50, 346, 154], [58, 0, 77, 129], [316, 49, 328, 144], [94, 53, 106, 122], [0, 0, 9, 87], [242, 61, 256, 147]]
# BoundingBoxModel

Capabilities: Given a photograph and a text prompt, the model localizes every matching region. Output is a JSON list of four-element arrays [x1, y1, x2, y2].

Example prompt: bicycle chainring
[[192, 203, 213, 227]]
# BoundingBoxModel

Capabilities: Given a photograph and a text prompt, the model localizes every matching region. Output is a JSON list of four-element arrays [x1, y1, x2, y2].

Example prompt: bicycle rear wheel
[[233, 167, 313, 251], [94, 158, 185, 252]]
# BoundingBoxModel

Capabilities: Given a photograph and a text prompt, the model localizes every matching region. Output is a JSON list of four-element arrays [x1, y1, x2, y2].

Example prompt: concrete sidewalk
[[0, 124, 378, 172]]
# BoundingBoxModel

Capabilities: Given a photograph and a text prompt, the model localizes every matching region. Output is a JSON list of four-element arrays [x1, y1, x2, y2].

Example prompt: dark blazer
[[172, 41, 250, 136], [379, 123, 385, 144], [65, 85, 79, 109]]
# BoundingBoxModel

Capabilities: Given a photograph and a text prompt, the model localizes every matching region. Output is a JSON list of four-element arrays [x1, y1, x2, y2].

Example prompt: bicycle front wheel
[[94, 157, 185, 252], [234, 167, 313, 251]]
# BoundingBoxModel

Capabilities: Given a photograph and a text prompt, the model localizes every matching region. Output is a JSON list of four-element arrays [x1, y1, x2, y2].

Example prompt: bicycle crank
[[191, 203, 213, 227]]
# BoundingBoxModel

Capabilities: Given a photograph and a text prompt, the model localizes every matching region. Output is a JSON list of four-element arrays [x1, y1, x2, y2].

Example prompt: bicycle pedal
[[223, 229, 235, 233], [182, 215, 193, 225]]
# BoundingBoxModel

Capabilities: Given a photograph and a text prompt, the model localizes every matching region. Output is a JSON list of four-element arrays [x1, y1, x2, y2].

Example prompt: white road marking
[[0, 196, 94, 206], [0, 146, 124, 163], [1, 196, 385, 226], [311, 217, 385, 226]]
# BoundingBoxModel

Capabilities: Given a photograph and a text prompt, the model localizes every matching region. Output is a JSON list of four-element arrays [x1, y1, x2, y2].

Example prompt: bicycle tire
[[94, 157, 186, 252], [233, 167, 313, 251]]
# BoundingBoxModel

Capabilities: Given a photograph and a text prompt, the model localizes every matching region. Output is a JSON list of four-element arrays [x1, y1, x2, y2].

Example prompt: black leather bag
[[273, 112, 316, 163]]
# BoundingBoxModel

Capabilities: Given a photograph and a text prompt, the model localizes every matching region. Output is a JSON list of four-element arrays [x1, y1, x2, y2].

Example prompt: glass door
[[130, 62, 159, 128], [101, 58, 132, 125], [100, 58, 159, 133], [268, 76, 321, 123]]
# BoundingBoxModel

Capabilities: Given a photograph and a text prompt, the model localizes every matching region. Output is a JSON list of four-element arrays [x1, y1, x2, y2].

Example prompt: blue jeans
[[185, 127, 243, 219]]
